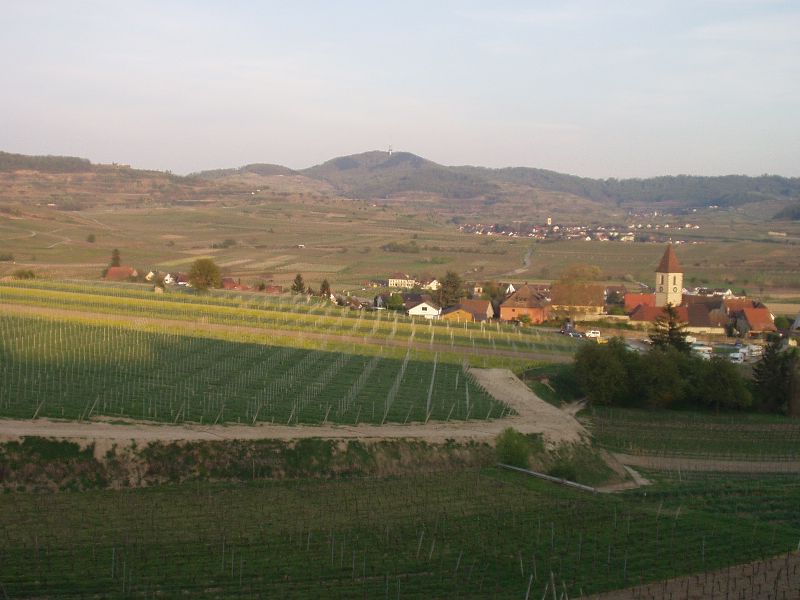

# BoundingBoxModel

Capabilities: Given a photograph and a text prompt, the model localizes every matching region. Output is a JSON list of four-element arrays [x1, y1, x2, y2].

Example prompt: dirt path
[[0, 302, 571, 363], [585, 552, 800, 599], [0, 369, 588, 447], [613, 453, 800, 473]]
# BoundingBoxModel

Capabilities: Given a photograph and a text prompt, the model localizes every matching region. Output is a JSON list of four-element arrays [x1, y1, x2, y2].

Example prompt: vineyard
[[0, 279, 577, 361], [1, 468, 798, 598], [0, 314, 509, 425], [586, 407, 800, 461]]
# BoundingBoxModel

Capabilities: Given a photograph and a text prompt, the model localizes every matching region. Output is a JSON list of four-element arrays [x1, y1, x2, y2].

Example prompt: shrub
[[495, 428, 531, 468]]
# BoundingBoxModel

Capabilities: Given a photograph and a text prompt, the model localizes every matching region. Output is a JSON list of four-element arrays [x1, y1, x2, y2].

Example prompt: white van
[[585, 330, 601, 338], [729, 352, 745, 364]]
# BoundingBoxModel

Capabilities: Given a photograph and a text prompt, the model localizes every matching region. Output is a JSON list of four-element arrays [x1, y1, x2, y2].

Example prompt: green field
[[0, 279, 578, 363], [0, 314, 509, 425], [1, 467, 797, 598], [586, 406, 800, 460]]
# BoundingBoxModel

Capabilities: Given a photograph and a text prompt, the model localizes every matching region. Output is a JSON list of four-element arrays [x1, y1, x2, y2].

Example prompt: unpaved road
[[585, 552, 800, 600], [614, 453, 800, 473], [0, 368, 588, 447], [0, 302, 571, 363]]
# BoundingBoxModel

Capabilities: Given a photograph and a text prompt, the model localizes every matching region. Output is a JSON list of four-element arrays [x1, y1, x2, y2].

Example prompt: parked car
[[567, 331, 584, 339], [729, 352, 745, 364], [585, 330, 601, 338]]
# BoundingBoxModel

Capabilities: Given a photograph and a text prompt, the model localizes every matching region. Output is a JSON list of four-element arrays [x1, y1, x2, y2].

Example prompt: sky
[[1, 1, 799, 178]]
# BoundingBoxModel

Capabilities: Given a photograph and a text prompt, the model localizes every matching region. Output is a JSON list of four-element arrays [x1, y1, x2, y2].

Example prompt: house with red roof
[[104, 266, 138, 281], [499, 284, 550, 323], [734, 307, 776, 337]]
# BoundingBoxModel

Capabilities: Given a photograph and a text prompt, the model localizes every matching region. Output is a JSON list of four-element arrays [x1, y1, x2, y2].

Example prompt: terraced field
[[0, 314, 507, 425]]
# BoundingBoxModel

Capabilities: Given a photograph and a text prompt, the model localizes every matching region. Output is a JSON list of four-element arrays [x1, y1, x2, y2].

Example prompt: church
[[625, 244, 776, 337]]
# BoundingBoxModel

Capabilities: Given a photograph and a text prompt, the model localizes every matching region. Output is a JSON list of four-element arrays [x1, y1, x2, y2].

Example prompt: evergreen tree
[[110, 248, 121, 267], [649, 304, 691, 354], [753, 339, 787, 412], [291, 273, 306, 294], [437, 270, 464, 308], [319, 279, 331, 299]]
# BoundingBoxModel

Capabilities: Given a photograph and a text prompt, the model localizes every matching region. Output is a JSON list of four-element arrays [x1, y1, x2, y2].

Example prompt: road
[[0, 369, 588, 447]]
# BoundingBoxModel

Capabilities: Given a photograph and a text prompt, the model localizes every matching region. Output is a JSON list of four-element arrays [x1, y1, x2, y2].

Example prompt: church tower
[[654, 244, 683, 307]]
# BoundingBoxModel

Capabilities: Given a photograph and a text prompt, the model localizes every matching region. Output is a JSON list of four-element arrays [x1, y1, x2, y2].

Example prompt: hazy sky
[[2, 1, 798, 178]]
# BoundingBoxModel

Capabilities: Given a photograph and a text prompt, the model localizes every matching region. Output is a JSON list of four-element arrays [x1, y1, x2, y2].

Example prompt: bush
[[0, 253, 13, 261], [13, 269, 35, 279], [495, 428, 531, 468]]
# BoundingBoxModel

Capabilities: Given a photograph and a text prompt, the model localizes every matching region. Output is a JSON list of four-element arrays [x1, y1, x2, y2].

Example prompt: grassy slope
[[585, 406, 800, 460], [0, 466, 797, 599]]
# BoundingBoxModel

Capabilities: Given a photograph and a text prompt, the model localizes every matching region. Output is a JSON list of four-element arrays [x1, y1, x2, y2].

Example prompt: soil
[[0, 368, 588, 447], [613, 453, 800, 473], [584, 552, 800, 599]]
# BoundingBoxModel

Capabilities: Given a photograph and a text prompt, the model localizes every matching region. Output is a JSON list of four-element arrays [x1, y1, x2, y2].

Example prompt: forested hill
[[3, 148, 799, 215], [298, 150, 800, 209], [455, 165, 800, 209], [0, 150, 91, 173], [300, 151, 500, 199]]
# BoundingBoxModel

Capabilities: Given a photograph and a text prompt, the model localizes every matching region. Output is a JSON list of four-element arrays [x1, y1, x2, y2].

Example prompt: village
[[457, 215, 701, 242], [104, 245, 799, 362]]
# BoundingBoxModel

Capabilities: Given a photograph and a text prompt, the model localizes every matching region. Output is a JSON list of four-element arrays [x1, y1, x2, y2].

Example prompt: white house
[[420, 278, 441, 291], [504, 283, 516, 296], [407, 301, 441, 320], [388, 273, 417, 289]]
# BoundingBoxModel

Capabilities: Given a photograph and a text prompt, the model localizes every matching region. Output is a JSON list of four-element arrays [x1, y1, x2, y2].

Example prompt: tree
[[86, 234, 96, 243], [291, 273, 306, 294], [574, 338, 636, 406], [188, 258, 221, 291], [649, 304, 691, 354], [437, 270, 464, 308], [387, 293, 405, 311], [110, 248, 121, 267], [690, 356, 751, 413], [319, 279, 331, 299]]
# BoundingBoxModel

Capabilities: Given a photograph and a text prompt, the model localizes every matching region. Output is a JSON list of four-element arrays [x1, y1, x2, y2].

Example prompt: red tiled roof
[[502, 284, 550, 309], [452, 298, 493, 321], [724, 299, 759, 313], [629, 305, 689, 323], [105, 266, 137, 281], [624, 293, 656, 312], [550, 282, 604, 307], [740, 307, 776, 332], [655, 244, 682, 273]]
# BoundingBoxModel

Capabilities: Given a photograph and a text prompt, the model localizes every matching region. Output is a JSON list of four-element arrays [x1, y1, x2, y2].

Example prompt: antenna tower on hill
[[388, 145, 393, 156]]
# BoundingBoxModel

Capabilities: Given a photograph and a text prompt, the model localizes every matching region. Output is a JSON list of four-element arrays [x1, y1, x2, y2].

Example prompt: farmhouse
[[499, 284, 550, 323], [407, 300, 441, 319], [733, 306, 777, 337], [388, 273, 417, 289], [550, 282, 605, 318], [105, 266, 138, 281], [441, 299, 494, 323]]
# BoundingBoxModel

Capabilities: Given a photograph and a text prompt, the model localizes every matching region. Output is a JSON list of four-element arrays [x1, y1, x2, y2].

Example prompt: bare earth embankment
[[0, 368, 588, 446], [585, 552, 800, 600]]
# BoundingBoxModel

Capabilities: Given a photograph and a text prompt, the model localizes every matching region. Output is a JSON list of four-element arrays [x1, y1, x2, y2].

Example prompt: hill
[[301, 150, 500, 199], [192, 163, 297, 179]]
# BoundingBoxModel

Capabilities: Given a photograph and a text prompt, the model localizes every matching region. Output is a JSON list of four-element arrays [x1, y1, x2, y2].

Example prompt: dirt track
[[613, 453, 800, 473], [0, 368, 588, 447], [585, 552, 800, 599]]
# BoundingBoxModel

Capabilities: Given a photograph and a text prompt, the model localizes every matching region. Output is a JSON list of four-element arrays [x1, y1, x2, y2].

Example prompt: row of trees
[[575, 304, 800, 415], [289, 273, 331, 299]]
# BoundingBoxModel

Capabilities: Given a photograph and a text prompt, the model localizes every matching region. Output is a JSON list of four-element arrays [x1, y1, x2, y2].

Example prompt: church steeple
[[655, 244, 683, 307]]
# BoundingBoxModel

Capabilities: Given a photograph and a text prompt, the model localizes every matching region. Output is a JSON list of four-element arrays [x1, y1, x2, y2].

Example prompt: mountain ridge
[[3, 148, 799, 214]]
